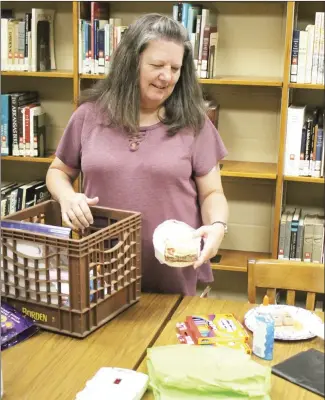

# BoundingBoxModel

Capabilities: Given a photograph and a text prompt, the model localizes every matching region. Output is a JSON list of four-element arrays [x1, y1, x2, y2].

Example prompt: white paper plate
[[244, 305, 323, 341], [309, 322, 325, 340], [153, 220, 201, 268]]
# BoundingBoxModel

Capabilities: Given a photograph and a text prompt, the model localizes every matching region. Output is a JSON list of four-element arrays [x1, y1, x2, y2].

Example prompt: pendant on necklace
[[129, 141, 139, 151]]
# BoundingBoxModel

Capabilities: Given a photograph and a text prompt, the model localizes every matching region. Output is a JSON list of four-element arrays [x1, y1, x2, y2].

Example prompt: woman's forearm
[[200, 191, 229, 226], [46, 168, 76, 203]]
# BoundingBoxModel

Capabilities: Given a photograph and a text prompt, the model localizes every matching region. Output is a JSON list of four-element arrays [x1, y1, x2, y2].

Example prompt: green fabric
[[146, 345, 271, 400]]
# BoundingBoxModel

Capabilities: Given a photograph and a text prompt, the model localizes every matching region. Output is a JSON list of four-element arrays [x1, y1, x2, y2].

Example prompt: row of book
[[290, 12, 324, 84], [79, 2, 219, 80], [284, 106, 324, 178], [1, 91, 46, 157], [278, 208, 324, 264], [171, 3, 218, 79], [79, 2, 126, 75], [1, 8, 56, 72], [1, 180, 51, 218]]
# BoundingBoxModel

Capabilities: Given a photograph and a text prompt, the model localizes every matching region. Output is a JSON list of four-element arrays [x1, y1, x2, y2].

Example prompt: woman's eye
[[172, 67, 180, 72], [152, 64, 163, 68]]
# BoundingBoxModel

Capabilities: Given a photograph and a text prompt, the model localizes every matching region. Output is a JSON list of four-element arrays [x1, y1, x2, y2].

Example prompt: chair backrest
[[248, 258, 325, 310]]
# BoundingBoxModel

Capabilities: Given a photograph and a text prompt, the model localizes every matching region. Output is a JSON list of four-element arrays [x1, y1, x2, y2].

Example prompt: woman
[[46, 13, 228, 296]]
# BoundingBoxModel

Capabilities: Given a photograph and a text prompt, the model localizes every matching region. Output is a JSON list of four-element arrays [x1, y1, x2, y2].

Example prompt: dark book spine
[[303, 118, 313, 176], [16, 186, 24, 212], [11, 95, 20, 156]]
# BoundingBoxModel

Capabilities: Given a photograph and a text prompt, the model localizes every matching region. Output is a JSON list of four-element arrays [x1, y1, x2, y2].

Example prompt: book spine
[[200, 25, 210, 79], [295, 218, 304, 261], [18, 105, 25, 156], [1, 95, 10, 156], [311, 12, 322, 83], [290, 30, 300, 83], [24, 13, 32, 70], [10, 95, 20, 156]]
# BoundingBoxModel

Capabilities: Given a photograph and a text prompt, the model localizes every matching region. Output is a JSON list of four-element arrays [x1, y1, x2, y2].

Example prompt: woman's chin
[[142, 96, 166, 108]]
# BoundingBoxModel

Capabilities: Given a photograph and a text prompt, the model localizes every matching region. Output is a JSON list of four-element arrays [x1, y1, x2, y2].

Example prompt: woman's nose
[[159, 67, 172, 82]]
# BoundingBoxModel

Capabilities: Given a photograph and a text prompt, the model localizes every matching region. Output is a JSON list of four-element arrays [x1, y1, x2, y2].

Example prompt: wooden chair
[[248, 258, 325, 310]]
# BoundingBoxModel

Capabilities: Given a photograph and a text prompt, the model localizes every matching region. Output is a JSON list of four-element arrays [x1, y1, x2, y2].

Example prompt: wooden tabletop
[[1, 293, 181, 400], [137, 297, 324, 400]]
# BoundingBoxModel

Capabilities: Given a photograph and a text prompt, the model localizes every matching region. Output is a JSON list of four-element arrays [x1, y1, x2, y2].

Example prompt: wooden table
[[137, 297, 324, 400], [1, 293, 181, 400]]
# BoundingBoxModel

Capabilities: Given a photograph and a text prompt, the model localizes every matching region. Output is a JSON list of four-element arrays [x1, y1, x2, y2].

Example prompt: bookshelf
[[2, 155, 54, 163], [1, 1, 324, 273], [1, 71, 74, 78], [288, 83, 324, 90], [79, 73, 283, 87]]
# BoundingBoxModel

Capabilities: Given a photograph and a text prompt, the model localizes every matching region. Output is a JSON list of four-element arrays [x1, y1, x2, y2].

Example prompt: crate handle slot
[[103, 232, 130, 254]]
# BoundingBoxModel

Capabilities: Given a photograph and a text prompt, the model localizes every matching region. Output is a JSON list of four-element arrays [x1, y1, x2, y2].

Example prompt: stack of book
[[1, 91, 46, 157], [290, 11, 324, 84], [278, 208, 324, 263], [172, 3, 218, 79], [284, 106, 324, 178], [1, 7, 56, 72], [1, 180, 50, 217], [79, 2, 127, 75], [78, 2, 219, 80]]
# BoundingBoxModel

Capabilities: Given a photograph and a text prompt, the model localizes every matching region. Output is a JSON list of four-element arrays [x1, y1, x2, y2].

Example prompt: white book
[[311, 12, 322, 84], [18, 21, 25, 71], [304, 25, 315, 84], [104, 23, 110, 75], [316, 13, 324, 85], [198, 9, 209, 68], [79, 19, 83, 74], [296, 30, 308, 84], [1, 18, 8, 71], [14, 21, 19, 71], [284, 105, 306, 176]]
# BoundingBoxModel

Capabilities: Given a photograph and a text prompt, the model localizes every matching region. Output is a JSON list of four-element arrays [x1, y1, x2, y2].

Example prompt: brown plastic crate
[[0, 200, 142, 338]]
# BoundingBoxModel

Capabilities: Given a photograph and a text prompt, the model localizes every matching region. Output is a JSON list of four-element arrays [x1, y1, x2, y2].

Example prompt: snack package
[[176, 313, 250, 346], [153, 220, 201, 267], [1, 302, 39, 350]]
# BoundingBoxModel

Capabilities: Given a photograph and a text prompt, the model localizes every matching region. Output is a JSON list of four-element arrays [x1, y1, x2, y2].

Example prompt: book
[[0, 219, 71, 239], [31, 8, 56, 72], [1, 302, 39, 350]]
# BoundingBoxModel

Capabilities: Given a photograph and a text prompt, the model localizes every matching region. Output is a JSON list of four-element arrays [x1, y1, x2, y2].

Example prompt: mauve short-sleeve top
[[55, 102, 227, 295]]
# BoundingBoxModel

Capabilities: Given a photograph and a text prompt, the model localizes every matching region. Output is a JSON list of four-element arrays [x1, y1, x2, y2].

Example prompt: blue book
[[1, 94, 10, 156], [0, 220, 71, 238]]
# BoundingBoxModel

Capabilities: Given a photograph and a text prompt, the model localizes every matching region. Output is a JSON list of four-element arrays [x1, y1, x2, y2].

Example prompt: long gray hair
[[79, 13, 207, 136]]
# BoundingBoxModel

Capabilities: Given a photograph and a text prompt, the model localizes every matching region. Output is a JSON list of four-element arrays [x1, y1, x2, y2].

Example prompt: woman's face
[[139, 39, 184, 110]]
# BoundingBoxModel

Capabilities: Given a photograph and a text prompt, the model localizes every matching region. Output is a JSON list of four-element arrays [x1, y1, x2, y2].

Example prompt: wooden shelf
[[199, 76, 283, 87], [288, 83, 325, 90], [211, 249, 271, 272], [284, 175, 324, 184], [221, 160, 277, 180], [1, 155, 55, 163], [1, 70, 73, 78], [80, 74, 105, 80], [79, 74, 283, 87]]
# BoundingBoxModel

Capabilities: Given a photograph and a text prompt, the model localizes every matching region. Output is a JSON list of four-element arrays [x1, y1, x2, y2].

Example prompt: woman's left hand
[[192, 224, 225, 269]]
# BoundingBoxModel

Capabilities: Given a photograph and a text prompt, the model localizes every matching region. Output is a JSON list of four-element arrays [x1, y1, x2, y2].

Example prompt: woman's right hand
[[60, 193, 99, 231]]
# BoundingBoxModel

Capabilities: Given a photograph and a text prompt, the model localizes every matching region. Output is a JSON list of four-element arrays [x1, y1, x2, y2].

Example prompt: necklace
[[128, 132, 146, 152]]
